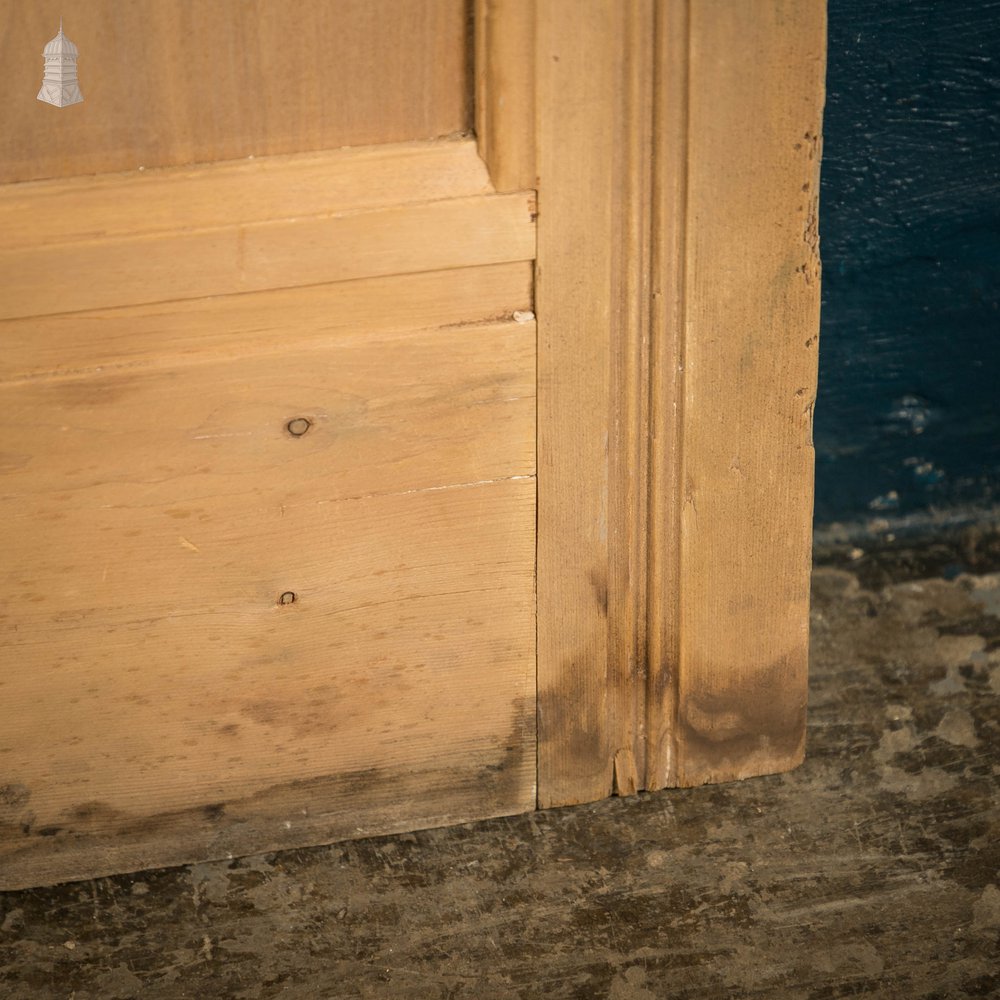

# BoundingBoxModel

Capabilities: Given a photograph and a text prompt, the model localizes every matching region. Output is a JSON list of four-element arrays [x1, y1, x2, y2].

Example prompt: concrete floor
[[2, 549, 999, 999]]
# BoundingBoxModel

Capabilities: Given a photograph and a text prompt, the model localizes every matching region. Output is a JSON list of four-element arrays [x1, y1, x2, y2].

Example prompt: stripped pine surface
[[0, 140, 495, 248], [0, 321, 535, 517], [0, 139, 534, 321], [527, 0, 825, 802], [2, 478, 536, 891], [0, 0, 830, 887], [646, 0, 826, 787], [0, 192, 534, 321], [0, 314, 537, 888], [0, 0, 470, 184], [0, 263, 533, 382], [474, 0, 537, 193], [0, 135, 539, 889], [534, 0, 653, 808]]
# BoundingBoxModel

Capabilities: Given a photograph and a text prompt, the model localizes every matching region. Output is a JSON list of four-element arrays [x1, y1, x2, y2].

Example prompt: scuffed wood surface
[[1, 479, 536, 891], [0, 133, 537, 888], [646, 0, 827, 788], [0, 0, 470, 184], [0, 311, 536, 888], [534, 0, 825, 802], [535, 0, 653, 807]]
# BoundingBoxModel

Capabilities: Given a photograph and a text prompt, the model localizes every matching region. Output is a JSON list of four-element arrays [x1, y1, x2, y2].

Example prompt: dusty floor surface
[[1, 561, 999, 999]]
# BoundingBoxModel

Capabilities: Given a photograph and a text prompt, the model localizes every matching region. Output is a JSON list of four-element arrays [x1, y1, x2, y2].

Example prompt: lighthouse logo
[[37, 19, 83, 108]]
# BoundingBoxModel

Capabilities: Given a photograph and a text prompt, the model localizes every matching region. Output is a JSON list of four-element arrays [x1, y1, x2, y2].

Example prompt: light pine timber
[[0, 0, 828, 885], [532, 0, 825, 803], [0, 140, 494, 250], [0, 191, 535, 321], [0, 139, 534, 323], [0, 0, 470, 184], [0, 480, 536, 891], [0, 320, 535, 518], [646, 0, 826, 788], [0, 262, 533, 383], [535, 0, 653, 807], [0, 124, 539, 886], [0, 317, 536, 889], [474, 0, 537, 193]]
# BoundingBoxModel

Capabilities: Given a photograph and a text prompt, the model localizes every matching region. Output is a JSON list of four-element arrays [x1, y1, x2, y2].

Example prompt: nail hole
[[278, 591, 297, 605], [286, 418, 312, 437]]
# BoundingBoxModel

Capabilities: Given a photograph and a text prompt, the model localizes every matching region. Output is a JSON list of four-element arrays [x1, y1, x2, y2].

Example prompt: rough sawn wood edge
[[646, 0, 827, 790]]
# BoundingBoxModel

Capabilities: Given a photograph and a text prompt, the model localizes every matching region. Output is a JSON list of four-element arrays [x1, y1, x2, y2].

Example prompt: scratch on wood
[[303, 474, 536, 509]]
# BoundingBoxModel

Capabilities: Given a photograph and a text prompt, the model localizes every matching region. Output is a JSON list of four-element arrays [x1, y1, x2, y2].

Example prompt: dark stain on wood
[[587, 568, 608, 618], [0, 697, 535, 890], [675, 652, 808, 786], [0, 785, 30, 812], [538, 653, 609, 804]]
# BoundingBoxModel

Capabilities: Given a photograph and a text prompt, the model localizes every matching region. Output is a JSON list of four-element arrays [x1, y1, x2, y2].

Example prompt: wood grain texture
[[3, 566, 996, 991], [0, 0, 829, 886], [0, 319, 535, 510], [0, 139, 528, 328], [646, 0, 827, 787], [0, 315, 536, 889], [535, 0, 825, 802], [645, 0, 689, 795], [0, 0, 470, 184], [0, 140, 493, 250], [0, 122, 537, 885], [0, 262, 533, 383], [474, 0, 536, 192], [0, 481, 535, 891], [535, 0, 653, 807], [0, 189, 535, 321]]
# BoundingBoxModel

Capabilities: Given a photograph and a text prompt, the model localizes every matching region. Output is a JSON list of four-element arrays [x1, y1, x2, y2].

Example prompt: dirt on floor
[[1, 560, 998, 999]]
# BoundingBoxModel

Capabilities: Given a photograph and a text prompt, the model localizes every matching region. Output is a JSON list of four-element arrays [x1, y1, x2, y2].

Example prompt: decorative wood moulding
[[477, 0, 826, 803], [0, 141, 534, 321]]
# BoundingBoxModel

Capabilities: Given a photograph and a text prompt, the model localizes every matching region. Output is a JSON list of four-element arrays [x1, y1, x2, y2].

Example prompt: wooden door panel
[[0, 323, 535, 505], [0, 308, 537, 886], [0, 192, 533, 321], [0, 136, 538, 888], [2, 479, 535, 887], [0, 0, 471, 184]]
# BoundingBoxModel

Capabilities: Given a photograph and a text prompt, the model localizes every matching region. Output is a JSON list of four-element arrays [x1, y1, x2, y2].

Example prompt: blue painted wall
[[815, 0, 1000, 527]]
